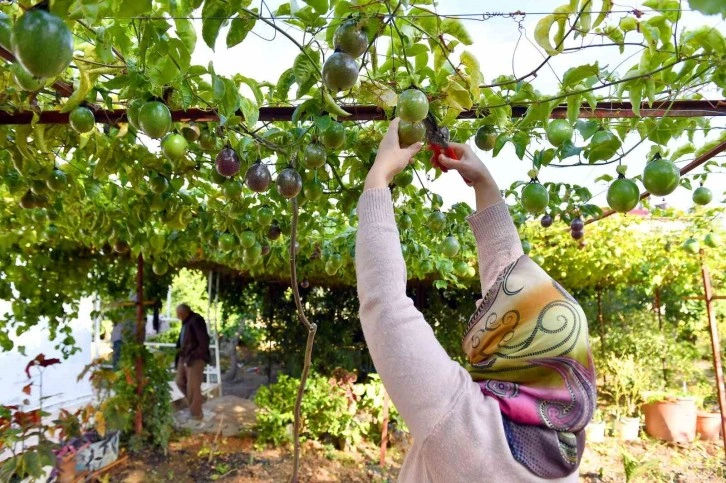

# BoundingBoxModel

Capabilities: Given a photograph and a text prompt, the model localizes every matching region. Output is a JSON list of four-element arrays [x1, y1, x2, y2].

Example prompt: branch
[[241, 7, 322, 78], [288, 194, 317, 483]]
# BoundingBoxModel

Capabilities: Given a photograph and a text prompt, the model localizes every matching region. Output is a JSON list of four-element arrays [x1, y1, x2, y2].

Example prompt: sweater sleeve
[[467, 200, 525, 297], [355, 188, 474, 442]]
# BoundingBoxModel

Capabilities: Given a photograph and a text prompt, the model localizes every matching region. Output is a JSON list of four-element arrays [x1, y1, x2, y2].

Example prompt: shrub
[[254, 371, 406, 449]]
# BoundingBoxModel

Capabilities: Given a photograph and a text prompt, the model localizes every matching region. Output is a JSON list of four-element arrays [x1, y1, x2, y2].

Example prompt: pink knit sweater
[[355, 188, 578, 482]]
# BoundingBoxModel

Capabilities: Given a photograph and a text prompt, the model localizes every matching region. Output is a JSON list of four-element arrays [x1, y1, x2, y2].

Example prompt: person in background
[[355, 119, 595, 482], [110, 295, 136, 369], [175, 303, 211, 420]]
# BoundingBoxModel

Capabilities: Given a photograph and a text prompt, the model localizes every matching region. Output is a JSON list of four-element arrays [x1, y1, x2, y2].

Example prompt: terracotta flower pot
[[616, 416, 640, 441], [696, 411, 722, 441], [57, 453, 77, 483], [642, 397, 697, 443], [586, 421, 607, 443]]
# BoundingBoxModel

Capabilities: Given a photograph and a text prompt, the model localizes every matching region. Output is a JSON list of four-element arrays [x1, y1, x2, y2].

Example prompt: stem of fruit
[[288, 195, 317, 483]]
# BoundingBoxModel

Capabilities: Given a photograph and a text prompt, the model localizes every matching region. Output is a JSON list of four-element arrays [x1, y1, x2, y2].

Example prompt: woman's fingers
[[404, 141, 423, 159]]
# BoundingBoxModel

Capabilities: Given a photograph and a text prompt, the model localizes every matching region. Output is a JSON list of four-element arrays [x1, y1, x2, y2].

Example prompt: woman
[[355, 119, 596, 482]]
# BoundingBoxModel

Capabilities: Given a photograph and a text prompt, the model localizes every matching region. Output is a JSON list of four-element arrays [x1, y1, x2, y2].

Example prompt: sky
[[191, 0, 726, 212]]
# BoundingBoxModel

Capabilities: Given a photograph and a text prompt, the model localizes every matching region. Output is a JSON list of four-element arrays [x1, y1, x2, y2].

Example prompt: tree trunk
[[224, 331, 240, 382]]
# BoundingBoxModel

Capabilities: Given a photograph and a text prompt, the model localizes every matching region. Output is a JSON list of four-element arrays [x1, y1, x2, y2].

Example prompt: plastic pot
[[696, 411, 722, 441], [616, 416, 640, 441], [642, 397, 697, 443], [586, 420, 606, 443]]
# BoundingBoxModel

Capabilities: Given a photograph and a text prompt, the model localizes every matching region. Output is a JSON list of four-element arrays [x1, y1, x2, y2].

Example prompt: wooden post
[[379, 389, 390, 467], [135, 254, 145, 436], [700, 254, 726, 460]]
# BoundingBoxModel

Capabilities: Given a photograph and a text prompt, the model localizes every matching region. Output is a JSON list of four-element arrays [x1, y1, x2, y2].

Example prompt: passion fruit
[[474, 126, 496, 151], [0, 12, 12, 51], [321, 122, 346, 150], [161, 133, 188, 160], [181, 123, 200, 142], [126, 99, 144, 130], [398, 120, 426, 147], [571, 229, 585, 240], [113, 240, 130, 254], [540, 214, 553, 228], [441, 236, 460, 258], [393, 169, 414, 188], [256, 206, 274, 226], [245, 162, 272, 192], [69, 107, 95, 133], [521, 182, 549, 214], [276, 168, 303, 199], [546, 120, 573, 147], [682, 237, 700, 255], [215, 148, 241, 177], [152, 259, 169, 276], [303, 179, 325, 201], [240, 231, 256, 249], [13, 64, 44, 92], [428, 211, 446, 233], [692, 186, 712, 206], [704, 233, 720, 248], [267, 224, 282, 240], [138, 101, 172, 139], [14, 9, 73, 79], [302, 143, 327, 169], [198, 131, 217, 151], [46, 169, 67, 192], [642, 157, 680, 196], [570, 217, 585, 232], [397, 89, 429, 123], [607, 176, 640, 213], [218, 233, 236, 252], [334, 19, 367, 58], [322, 51, 358, 91]]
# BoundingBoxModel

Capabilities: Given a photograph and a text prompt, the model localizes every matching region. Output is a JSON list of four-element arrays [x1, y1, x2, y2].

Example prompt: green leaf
[[275, 68, 296, 101], [595, 174, 614, 183], [293, 49, 320, 85], [563, 63, 599, 87], [689, 0, 726, 17], [323, 90, 351, 117], [560, 140, 583, 160], [202, 0, 233, 50], [304, 0, 328, 15], [175, 19, 197, 54], [441, 19, 473, 45], [629, 82, 643, 117], [576, 120, 600, 140], [512, 131, 529, 160], [567, 95, 581, 125], [239, 97, 259, 127], [493, 134, 511, 157], [118, 0, 151, 16], [227, 14, 256, 48], [593, 0, 612, 28]]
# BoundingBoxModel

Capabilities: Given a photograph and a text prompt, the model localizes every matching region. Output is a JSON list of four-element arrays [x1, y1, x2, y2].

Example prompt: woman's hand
[[435, 142, 502, 211], [365, 118, 423, 190], [433, 142, 493, 189]]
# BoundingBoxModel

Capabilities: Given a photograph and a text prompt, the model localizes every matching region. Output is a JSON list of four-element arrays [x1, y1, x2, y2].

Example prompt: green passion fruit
[[240, 231, 256, 249], [161, 133, 188, 160], [607, 176, 640, 213], [682, 237, 700, 255], [276, 168, 303, 199], [397, 89, 429, 123], [256, 206, 274, 226], [704, 233, 720, 248], [322, 51, 358, 91], [126, 99, 144, 130], [198, 131, 217, 151], [14, 9, 73, 79], [441, 236, 461, 258], [222, 180, 243, 200], [303, 179, 325, 201], [46, 169, 67, 191], [0, 12, 12, 51], [303, 143, 327, 169], [149, 175, 168, 194], [152, 259, 169, 276], [218, 233, 236, 252], [334, 19, 368, 58], [398, 120, 426, 147], [138, 101, 172, 139], [13, 64, 44, 92], [398, 213, 413, 230], [521, 182, 549, 214], [474, 126, 496, 151], [321, 122, 346, 150], [546, 120, 573, 148], [642, 158, 680, 196], [69, 107, 95, 133], [393, 169, 414, 188], [692, 186, 713, 206], [428, 211, 446, 233]]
